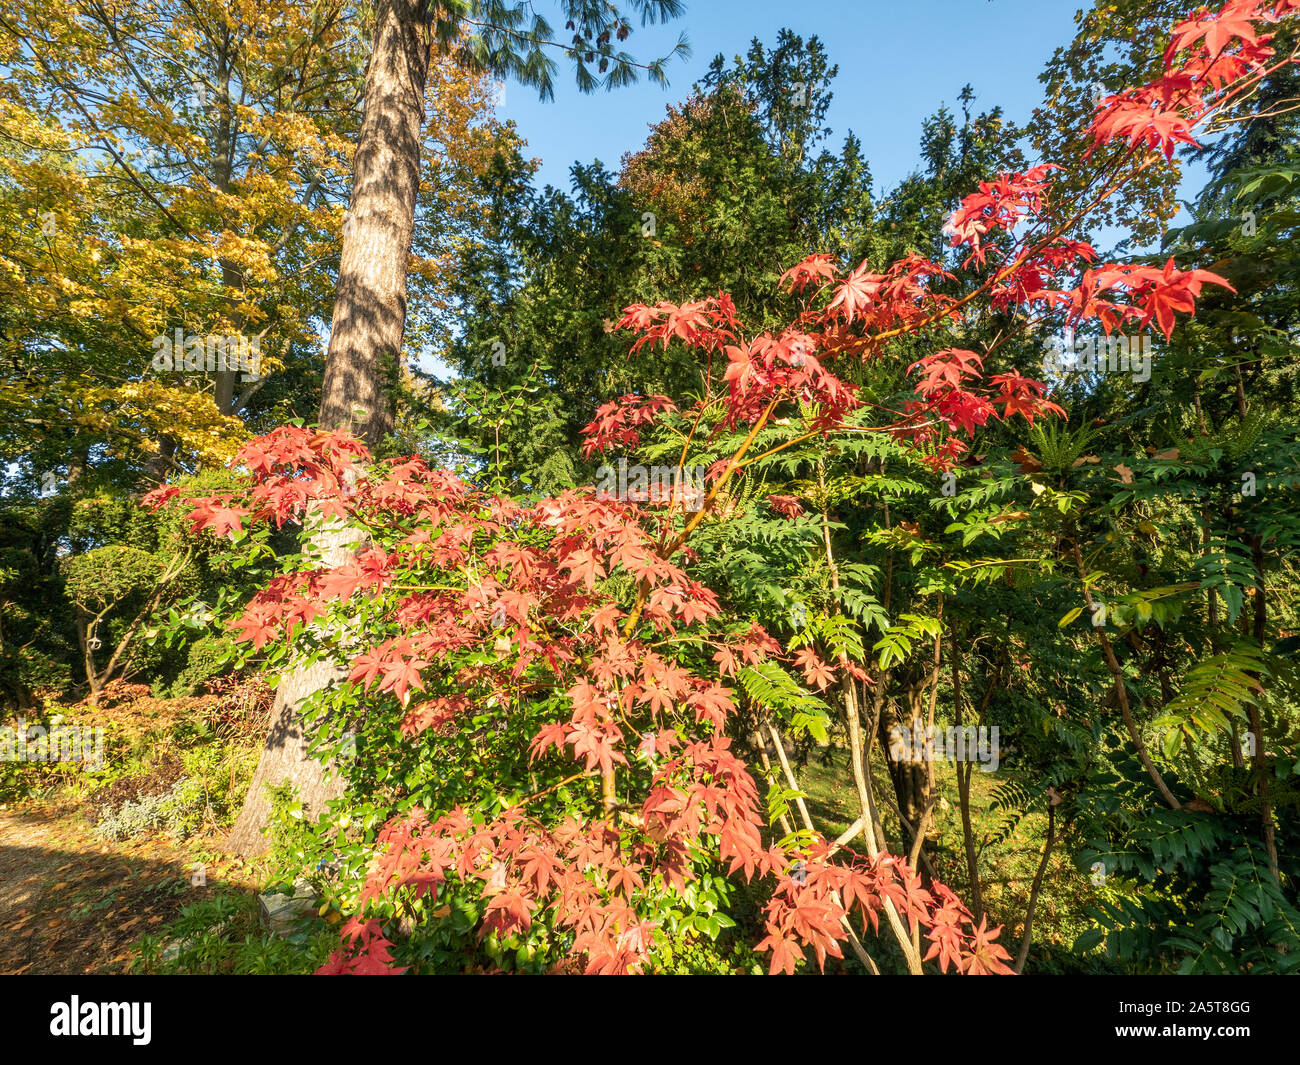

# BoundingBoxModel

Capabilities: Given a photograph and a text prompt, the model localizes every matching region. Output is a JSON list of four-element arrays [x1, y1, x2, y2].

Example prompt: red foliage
[[585, 0, 1262, 473], [1091, 0, 1288, 159], [766, 494, 805, 520], [151, 0, 1290, 977], [152, 424, 1016, 975]]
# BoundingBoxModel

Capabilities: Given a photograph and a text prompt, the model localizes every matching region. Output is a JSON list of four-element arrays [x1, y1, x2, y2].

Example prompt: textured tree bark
[[318, 0, 430, 449], [225, 0, 431, 857], [875, 684, 935, 852], [225, 656, 348, 856], [226, 522, 358, 857]]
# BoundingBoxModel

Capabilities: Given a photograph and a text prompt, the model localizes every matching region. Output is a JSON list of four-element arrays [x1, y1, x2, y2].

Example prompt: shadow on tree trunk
[[225, 656, 347, 858]]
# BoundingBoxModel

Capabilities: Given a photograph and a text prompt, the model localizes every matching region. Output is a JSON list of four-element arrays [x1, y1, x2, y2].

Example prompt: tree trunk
[[226, 522, 360, 857], [139, 435, 176, 489], [876, 686, 934, 852], [213, 261, 244, 417], [212, 45, 243, 420], [318, 0, 430, 449], [74, 605, 104, 706], [225, 655, 348, 856], [226, 0, 430, 857]]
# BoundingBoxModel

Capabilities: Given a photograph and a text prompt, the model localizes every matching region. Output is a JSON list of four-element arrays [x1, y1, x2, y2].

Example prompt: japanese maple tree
[[147, 0, 1296, 975]]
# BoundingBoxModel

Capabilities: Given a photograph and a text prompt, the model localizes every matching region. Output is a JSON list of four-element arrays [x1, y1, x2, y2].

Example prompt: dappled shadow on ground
[[0, 807, 251, 974]]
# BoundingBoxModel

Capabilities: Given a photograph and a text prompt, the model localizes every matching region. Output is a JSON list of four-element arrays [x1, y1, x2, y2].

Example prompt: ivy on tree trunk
[[228, 0, 431, 857]]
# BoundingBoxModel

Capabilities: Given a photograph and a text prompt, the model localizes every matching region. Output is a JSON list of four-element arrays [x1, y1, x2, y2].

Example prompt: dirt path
[[0, 805, 254, 974]]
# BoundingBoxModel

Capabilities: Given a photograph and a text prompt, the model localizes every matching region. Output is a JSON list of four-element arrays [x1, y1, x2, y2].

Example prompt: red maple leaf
[[826, 263, 882, 323], [231, 605, 278, 650], [793, 648, 836, 691], [186, 495, 249, 539]]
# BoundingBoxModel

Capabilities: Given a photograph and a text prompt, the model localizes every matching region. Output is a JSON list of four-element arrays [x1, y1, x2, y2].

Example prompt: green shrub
[[169, 635, 240, 697]]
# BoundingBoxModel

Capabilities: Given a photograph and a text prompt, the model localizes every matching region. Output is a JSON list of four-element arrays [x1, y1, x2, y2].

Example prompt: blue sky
[[498, 0, 1086, 196], [418, 0, 1209, 378]]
